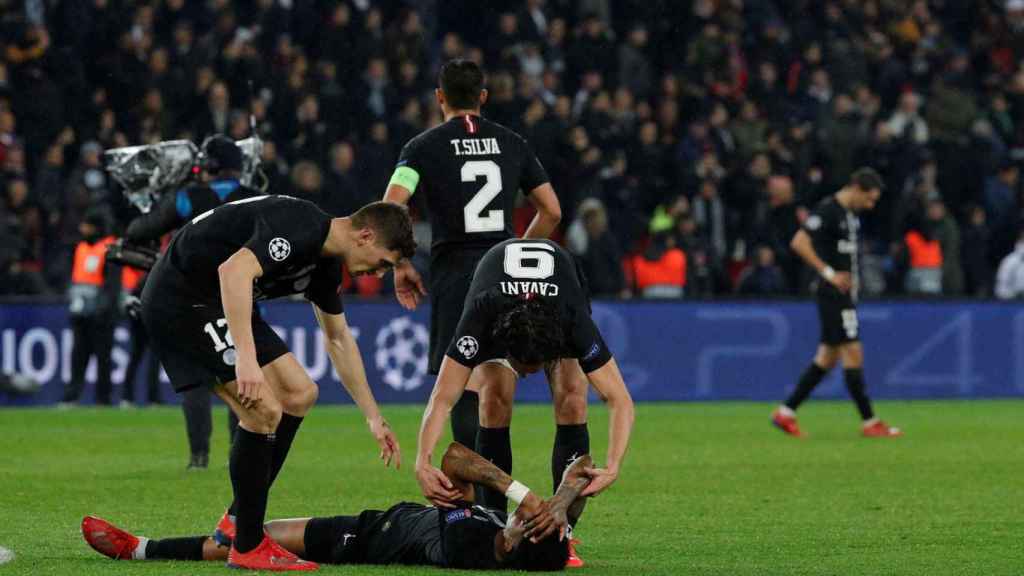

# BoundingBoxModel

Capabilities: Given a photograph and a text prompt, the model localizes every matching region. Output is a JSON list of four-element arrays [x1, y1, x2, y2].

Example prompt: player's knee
[[555, 393, 588, 424], [243, 398, 282, 434], [281, 383, 318, 415], [479, 395, 513, 427]]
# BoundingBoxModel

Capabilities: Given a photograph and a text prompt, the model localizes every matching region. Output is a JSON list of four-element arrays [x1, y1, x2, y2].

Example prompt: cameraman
[[124, 135, 259, 469]]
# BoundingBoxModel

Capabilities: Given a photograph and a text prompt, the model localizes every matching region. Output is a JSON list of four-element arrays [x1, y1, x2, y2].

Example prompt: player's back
[[397, 115, 548, 256], [467, 238, 585, 302]]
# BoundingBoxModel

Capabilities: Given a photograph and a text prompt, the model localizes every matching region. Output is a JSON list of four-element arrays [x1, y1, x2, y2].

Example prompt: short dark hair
[[350, 201, 416, 259], [439, 59, 485, 110], [442, 518, 502, 569], [492, 296, 565, 366], [508, 534, 571, 571], [850, 167, 884, 192]]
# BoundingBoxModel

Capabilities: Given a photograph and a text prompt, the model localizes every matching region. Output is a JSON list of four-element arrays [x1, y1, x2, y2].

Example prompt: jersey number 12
[[462, 160, 504, 233]]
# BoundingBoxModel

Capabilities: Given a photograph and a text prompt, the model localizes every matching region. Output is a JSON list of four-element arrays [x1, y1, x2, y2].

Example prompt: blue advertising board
[[1, 300, 1021, 406]]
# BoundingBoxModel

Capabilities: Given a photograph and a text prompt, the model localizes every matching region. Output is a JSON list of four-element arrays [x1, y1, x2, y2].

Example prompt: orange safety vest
[[71, 236, 117, 286], [121, 265, 145, 291], [633, 248, 687, 290], [904, 230, 942, 268]]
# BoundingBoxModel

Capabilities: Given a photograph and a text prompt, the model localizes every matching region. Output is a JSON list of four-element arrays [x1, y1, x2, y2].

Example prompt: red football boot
[[862, 420, 902, 438], [214, 510, 236, 547], [227, 535, 318, 571], [81, 516, 140, 560], [566, 536, 584, 568], [771, 408, 804, 438]]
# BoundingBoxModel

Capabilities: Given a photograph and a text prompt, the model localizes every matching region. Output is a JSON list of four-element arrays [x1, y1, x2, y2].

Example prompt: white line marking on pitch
[[0, 545, 14, 564]]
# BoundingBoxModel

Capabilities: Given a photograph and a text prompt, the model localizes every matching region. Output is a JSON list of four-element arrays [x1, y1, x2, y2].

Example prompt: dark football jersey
[[392, 114, 549, 256], [802, 195, 860, 299], [446, 239, 613, 373], [155, 195, 344, 313], [358, 502, 504, 569]]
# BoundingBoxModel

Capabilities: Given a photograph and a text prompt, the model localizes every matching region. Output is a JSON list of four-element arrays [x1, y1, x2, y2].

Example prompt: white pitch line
[[0, 545, 14, 564]]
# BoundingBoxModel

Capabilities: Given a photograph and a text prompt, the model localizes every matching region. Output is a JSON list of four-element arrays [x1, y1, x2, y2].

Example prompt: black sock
[[229, 426, 275, 553], [784, 363, 828, 410], [475, 426, 512, 511], [145, 536, 207, 561], [451, 391, 480, 449], [552, 424, 590, 493], [844, 368, 875, 420], [227, 413, 303, 517]]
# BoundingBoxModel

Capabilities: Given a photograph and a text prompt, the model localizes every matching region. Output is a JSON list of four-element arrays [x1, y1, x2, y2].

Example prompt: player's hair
[[350, 201, 416, 259], [507, 535, 571, 571], [850, 167, 884, 192], [492, 296, 565, 366], [439, 59, 485, 110]]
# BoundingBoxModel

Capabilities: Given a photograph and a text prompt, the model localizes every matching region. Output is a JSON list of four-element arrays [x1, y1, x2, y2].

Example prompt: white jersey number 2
[[462, 160, 504, 233]]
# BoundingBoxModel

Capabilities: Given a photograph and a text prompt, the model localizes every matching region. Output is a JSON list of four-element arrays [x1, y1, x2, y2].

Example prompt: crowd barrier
[[1, 300, 1021, 406]]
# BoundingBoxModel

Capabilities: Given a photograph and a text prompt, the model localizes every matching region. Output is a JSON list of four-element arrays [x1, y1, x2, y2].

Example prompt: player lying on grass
[[82, 442, 589, 571]]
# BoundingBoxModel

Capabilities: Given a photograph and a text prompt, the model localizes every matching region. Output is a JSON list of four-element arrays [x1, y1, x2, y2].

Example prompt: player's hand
[[416, 464, 461, 508], [517, 494, 558, 543], [235, 358, 265, 410], [829, 271, 852, 293], [368, 416, 401, 469], [394, 262, 427, 310], [580, 466, 619, 497]]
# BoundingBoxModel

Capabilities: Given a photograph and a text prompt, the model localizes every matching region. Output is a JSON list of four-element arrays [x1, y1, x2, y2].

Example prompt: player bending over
[[415, 239, 635, 564], [140, 196, 414, 570], [771, 167, 902, 438], [82, 443, 589, 572]]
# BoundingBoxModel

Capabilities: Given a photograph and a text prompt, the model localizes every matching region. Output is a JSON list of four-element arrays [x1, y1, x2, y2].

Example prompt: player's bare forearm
[[523, 183, 562, 239], [441, 442, 513, 493], [417, 358, 471, 467], [315, 307, 381, 421], [218, 250, 261, 363], [790, 230, 828, 274], [588, 358, 635, 472]]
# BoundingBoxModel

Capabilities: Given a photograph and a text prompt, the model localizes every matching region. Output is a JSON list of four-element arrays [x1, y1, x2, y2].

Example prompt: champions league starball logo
[[455, 336, 478, 359], [268, 237, 291, 261], [374, 316, 429, 391]]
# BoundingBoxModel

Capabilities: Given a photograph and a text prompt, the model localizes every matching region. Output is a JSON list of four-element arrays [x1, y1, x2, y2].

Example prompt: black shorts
[[428, 247, 489, 374], [303, 512, 379, 565], [816, 295, 859, 345], [141, 267, 289, 393]]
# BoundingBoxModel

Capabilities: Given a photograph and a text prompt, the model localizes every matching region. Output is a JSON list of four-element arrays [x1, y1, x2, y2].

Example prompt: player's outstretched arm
[[218, 248, 265, 409], [523, 183, 562, 239], [416, 357, 473, 507], [313, 305, 401, 469], [791, 229, 851, 293], [583, 357, 635, 497]]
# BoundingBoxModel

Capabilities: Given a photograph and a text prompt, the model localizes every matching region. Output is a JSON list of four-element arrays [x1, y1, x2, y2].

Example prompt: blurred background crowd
[[4, 0, 1024, 299]]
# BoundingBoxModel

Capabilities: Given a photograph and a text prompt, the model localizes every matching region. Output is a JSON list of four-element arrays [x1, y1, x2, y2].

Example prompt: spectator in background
[[927, 197, 963, 295], [570, 198, 627, 298], [289, 160, 323, 206], [736, 245, 788, 295], [996, 228, 1024, 299], [904, 222, 943, 295], [62, 208, 120, 407], [321, 141, 365, 217], [962, 205, 992, 297], [885, 91, 929, 147], [692, 179, 728, 266], [631, 232, 686, 299], [985, 160, 1020, 260], [617, 24, 653, 100]]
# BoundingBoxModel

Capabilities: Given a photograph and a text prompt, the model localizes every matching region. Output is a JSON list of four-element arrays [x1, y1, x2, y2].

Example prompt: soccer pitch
[[1, 401, 1021, 575]]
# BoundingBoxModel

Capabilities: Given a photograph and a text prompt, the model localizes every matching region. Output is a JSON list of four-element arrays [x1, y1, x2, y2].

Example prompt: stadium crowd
[[2, 0, 1024, 299]]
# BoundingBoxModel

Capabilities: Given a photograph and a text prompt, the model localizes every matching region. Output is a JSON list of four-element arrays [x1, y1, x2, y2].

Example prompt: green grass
[[1, 401, 1022, 575]]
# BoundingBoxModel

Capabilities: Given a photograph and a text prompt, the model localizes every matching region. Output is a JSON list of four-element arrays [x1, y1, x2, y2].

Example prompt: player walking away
[[124, 135, 258, 469], [415, 238, 635, 567], [140, 196, 414, 571], [82, 443, 588, 571], [382, 59, 562, 456], [771, 167, 902, 438]]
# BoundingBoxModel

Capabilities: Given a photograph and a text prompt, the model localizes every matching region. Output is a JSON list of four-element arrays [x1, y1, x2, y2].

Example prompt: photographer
[[124, 135, 258, 469]]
